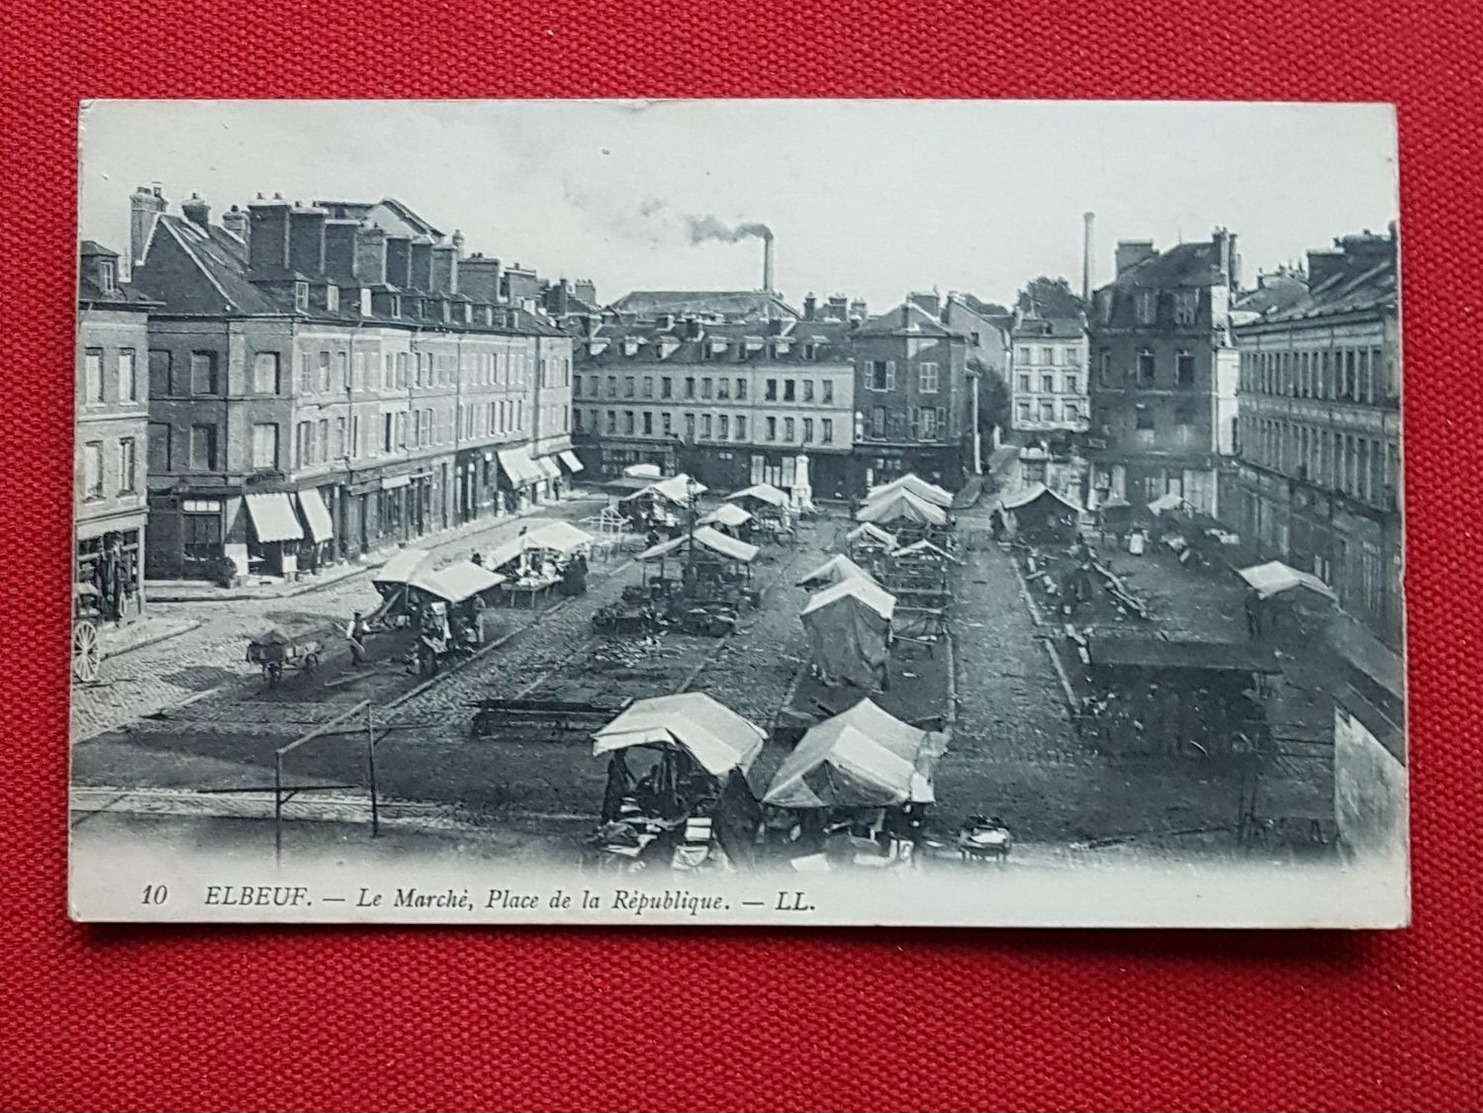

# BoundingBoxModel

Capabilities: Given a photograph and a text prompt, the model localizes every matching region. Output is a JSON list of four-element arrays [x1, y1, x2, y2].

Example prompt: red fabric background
[[3, 1, 1480, 1109]]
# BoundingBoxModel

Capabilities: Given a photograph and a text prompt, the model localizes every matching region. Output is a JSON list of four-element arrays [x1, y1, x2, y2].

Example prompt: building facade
[[570, 293, 858, 499], [76, 241, 156, 619], [850, 301, 973, 491], [1227, 228, 1401, 649], [129, 187, 573, 581], [1009, 311, 1090, 435], [1086, 230, 1242, 515]]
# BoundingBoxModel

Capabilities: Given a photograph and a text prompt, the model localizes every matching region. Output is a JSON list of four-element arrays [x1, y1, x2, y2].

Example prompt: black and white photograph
[[69, 99, 1406, 926]]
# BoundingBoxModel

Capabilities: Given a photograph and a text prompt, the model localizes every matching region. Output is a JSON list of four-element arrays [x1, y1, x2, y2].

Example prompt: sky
[[79, 100, 1399, 311]]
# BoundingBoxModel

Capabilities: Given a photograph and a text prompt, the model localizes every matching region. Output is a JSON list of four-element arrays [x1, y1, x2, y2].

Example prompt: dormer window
[[294, 281, 310, 312], [484, 306, 495, 327], [464, 303, 473, 324], [360, 288, 373, 316], [622, 338, 641, 357], [326, 285, 340, 312], [1135, 290, 1157, 326], [390, 295, 402, 319], [96, 259, 116, 293]]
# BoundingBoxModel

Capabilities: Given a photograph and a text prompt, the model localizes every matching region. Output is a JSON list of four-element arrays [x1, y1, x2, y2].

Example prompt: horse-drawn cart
[[246, 615, 336, 685], [72, 583, 103, 684]]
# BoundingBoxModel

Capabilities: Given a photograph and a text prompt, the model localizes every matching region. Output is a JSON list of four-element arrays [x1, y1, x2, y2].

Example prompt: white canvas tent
[[890, 538, 962, 564], [800, 579, 897, 689], [698, 503, 753, 529], [845, 522, 899, 551], [647, 473, 707, 504], [726, 482, 790, 509], [763, 698, 948, 809], [623, 463, 663, 480], [1147, 491, 1191, 515], [525, 520, 595, 555], [639, 526, 759, 564], [867, 473, 953, 509], [372, 549, 433, 588], [415, 561, 505, 605], [796, 554, 879, 589], [856, 489, 949, 527], [592, 693, 766, 777], [1238, 560, 1338, 601]]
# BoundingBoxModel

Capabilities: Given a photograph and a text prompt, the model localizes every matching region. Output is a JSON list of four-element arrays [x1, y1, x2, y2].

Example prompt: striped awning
[[245, 492, 304, 544], [558, 450, 584, 473], [533, 456, 561, 481], [297, 488, 335, 542], [497, 447, 541, 487]]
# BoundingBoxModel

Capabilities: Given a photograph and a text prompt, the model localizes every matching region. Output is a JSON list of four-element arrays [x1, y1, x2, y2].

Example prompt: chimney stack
[[803, 292, 817, 320], [430, 243, 458, 294], [182, 192, 211, 228], [129, 183, 167, 267], [458, 254, 503, 304], [323, 219, 360, 283], [221, 204, 249, 244], [288, 205, 327, 277], [410, 236, 435, 291], [1082, 211, 1095, 303], [762, 235, 775, 294], [248, 195, 293, 274], [384, 235, 413, 289], [1115, 240, 1158, 277], [355, 224, 387, 286]]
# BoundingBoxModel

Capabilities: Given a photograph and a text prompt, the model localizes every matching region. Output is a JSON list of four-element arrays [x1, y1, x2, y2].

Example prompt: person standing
[[347, 611, 369, 666]]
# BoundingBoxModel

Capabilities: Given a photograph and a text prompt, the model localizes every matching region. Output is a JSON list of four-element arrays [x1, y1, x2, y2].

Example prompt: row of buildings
[[77, 186, 578, 606]]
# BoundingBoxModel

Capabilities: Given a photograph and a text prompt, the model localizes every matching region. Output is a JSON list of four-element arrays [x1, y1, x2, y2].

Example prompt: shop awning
[[533, 456, 561, 482], [245, 492, 305, 544], [1238, 560, 1338, 601], [497, 447, 542, 487], [296, 488, 335, 542], [558, 450, 584, 473], [382, 475, 412, 491]]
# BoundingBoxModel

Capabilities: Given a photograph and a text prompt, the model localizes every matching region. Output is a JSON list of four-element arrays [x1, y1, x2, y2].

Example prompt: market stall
[[412, 560, 505, 664], [761, 698, 948, 867], [366, 549, 435, 628], [588, 693, 767, 871], [726, 482, 793, 540], [845, 522, 899, 563], [855, 488, 950, 534], [639, 525, 760, 631], [800, 577, 897, 689], [866, 473, 954, 509], [796, 553, 878, 590], [1237, 560, 1337, 646], [995, 483, 1081, 545], [697, 502, 754, 539]]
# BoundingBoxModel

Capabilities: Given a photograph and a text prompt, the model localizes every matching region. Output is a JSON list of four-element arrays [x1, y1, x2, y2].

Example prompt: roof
[[1087, 636, 1281, 674], [845, 522, 899, 549], [639, 526, 758, 564], [576, 316, 852, 367], [1233, 273, 1310, 316], [1012, 315, 1086, 340], [1238, 561, 1337, 602], [855, 489, 949, 527], [1255, 251, 1397, 326], [373, 549, 434, 586], [315, 198, 444, 239], [867, 474, 953, 509], [855, 301, 959, 338], [608, 290, 800, 321], [999, 483, 1082, 513], [890, 539, 961, 564], [133, 214, 282, 315], [762, 698, 948, 809], [797, 554, 878, 589], [698, 503, 753, 528], [525, 520, 595, 555], [800, 577, 898, 622], [592, 693, 766, 777], [726, 482, 789, 509], [1096, 241, 1227, 292], [415, 560, 505, 604]]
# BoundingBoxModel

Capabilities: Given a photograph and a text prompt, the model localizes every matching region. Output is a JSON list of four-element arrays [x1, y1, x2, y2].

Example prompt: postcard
[[69, 99, 1406, 926]]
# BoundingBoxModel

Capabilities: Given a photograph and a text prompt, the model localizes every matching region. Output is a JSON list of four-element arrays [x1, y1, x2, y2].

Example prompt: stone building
[[128, 187, 573, 581], [76, 241, 157, 618], [1009, 309, 1090, 434], [1227, 227, 1401, 649]]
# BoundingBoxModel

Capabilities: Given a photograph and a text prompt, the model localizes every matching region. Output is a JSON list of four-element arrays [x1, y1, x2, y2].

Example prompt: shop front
[[243, 491, 305, 578], [496, 446, 543, 512], [75, 519, 146, 622], [295, 486, 337, 575]]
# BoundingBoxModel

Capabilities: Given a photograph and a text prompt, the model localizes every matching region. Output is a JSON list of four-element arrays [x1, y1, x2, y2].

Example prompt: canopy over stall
[[890, 539, 962, 564], [763, 699, 948, 809], [1147, 491, 1192, 515], [996, 483, 1081, 541], [623, 463, 663, 481], [867, 474, 953, 509], [797, 554, 878, 589], [1238, 560, 1338, 601], [639, 526, 759, 565], [726, 482, 790, 509], [855, 489, 949, 527], [372, 549, 433, 589], [647, 473, 707, 504], [800, 578, 898, 689], [525, 520, 595, 556], [698, 503, 753, 529], [845, 522, 899, 551], [593, 692, 766, 777], [415, 561, 505, 605]]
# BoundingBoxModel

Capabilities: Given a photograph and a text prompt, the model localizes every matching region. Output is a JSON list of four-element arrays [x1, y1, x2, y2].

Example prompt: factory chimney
[[1082, 211, 1095, 304], [762, 234, 775, 295]]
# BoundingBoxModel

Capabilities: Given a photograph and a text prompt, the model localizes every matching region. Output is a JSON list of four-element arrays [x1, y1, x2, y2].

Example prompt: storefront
[[295, 486, 336, 575], [496, 446, 543, 511], [75, 521, 146, 622], [243, 491, 305, 577]]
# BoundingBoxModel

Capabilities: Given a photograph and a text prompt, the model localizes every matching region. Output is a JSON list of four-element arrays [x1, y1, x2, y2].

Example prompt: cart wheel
[[72, 621, 101, 684], [303, 652, 320, 671]]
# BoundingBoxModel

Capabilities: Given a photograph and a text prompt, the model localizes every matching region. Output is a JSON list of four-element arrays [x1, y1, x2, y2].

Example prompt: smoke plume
[[684, 215, 773, 245]]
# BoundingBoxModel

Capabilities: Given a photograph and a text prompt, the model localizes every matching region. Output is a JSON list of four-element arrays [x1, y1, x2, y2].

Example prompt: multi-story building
[[570, 291, 858, 499], [1228, 227, 1401, 649], [941, 293, 1014, 385], [128, 186, 573, 581], [1009, 310, 1089, 434], [1085, 229, 1243, 515], [850, 301, 973, 491], [76, 241, 157, 618]]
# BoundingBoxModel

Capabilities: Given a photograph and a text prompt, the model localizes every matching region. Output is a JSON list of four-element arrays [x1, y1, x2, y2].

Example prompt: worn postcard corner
[[69, 100, 1406, 928]]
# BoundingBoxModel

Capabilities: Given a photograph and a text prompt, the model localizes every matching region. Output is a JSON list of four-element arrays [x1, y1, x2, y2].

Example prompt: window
[[1016, 347, 1030, 364], [1041, 374, 1055, 394], [783, 379, 796, 402], [251, 423, 278, 470], [1064, 402, 1080, 422], [572, 375, 582, 400], [642, 412, 654, 435], [1039, 402, 1055, 423], [921, 408, 937, 438], [802, 380, 815, 403], [1136, 351, 1156, 386], [116, 349, 138, 403], [190, 424, 217, 470], [701, 414, 713, 439], [623, 411, 635, 435], [662, 413, 673, 436], [181, 510, 221, 561], [765, 379, 778, 402], [919, 363, 939, 393], [326, 286, 340, 314], [766, 417, 777, 441], [1017, 374, 1031, 393], [1174, 290, 1197, 325], [736, 378, 748, 400], [334, 417, 346, 458], [822, 380, 833, 404], [821, 418, 833, 443], [397, 353, 408, 388], [783, 417, 795, 441], [624, 376, 635, 398], [316, 418, 329, 461], [382, 414, 394, 454], [716, 377, 730, 400], [82, 441, 104, 499], [661, 377, 673, 399], [1041, 347, 1055, 366], [336, 352, 349, 391], [294, 282, 309, 312], [802, 418, 814, 442], [246, 352, 277, 395], [1064, 374, 1078, 395], [1169, 351, 1194, 387], [871, 407, 886, 438], [684, 377, 696, 400], [1098, 350, 1112, 387], [642, 376, 654, 399], [735, 416, 747, 440], [684, 413, 695, 440], [719, 414, 730, 439], [602, 375, 615, 398], [695, 377, 709, 401], [869, 360, 895, 390], [1065, 348, 1081, 368], [1016, 401, 1030, 422], [84, 349, 104, 403], [606, 411, 617, 435], [149, 350, 172, 398], [1135, 290, 1157, 325], [573, 409, 584, 433], [97, 259, 116, 292], [1135, 408, 1155, 430]]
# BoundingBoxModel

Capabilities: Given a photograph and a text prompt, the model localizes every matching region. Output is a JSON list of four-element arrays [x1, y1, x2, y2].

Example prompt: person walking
[[347, 611, 369, 666], [1244, 590, 1262, 641]]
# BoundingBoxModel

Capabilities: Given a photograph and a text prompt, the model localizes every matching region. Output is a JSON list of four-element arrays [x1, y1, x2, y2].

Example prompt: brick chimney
[[221, 204, 249, 244], [409, 236, 435, 291], [762, 235, 775, 294], [288, 205, 327, 276], [355, 224, 387, 286], [573, 279, 597, 306], [181, 192, 211, 228], [803, 292, 817, 320], [1307, 249, 1346, 291], [384, 235, 413, 289], [430, 243, 458, 294], [129, 183, 167, 266], [1115, 240, 1157, 276], [248, 194, 293, 273], [458, 254, 502, 304], [1082, 211, 1095, 303], [323, 219, 360, 283]]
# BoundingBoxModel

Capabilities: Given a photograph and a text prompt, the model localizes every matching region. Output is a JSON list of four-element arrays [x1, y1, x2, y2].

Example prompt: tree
[[969, 357, 1011, 439], [1017, 276, 1084, 318]]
